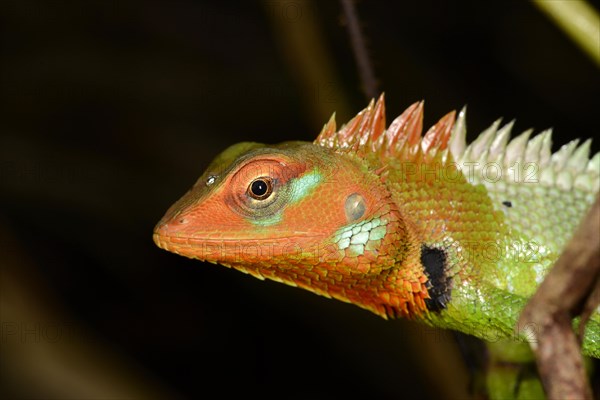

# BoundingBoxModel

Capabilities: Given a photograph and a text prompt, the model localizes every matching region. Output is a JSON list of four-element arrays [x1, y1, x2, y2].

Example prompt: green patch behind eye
[[289, 169, 322, 204]]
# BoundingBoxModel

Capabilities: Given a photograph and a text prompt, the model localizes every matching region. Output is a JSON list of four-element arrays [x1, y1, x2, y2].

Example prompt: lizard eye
[[228, 159, 291, 218], [248, 177, 273, 200]]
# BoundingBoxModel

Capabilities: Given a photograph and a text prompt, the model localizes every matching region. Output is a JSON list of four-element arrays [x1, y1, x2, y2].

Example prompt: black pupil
[[251, 179, 268, 197]]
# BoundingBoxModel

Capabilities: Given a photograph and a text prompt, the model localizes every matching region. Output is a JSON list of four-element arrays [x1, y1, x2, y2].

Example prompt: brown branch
[[340, 0, 378, 99], [517, 195, 600, 400]]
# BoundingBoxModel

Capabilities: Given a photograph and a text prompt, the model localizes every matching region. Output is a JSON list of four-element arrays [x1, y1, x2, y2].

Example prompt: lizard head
[[153, 138, 428, 318]]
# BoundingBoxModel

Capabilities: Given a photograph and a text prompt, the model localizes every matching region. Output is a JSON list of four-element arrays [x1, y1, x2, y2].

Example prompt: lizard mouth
[[153, 222, 324, 243], [153, 222, 326, 263], [153, 231, 321, 247]]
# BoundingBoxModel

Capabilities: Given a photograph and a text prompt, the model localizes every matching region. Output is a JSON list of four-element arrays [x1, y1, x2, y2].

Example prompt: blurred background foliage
[[1, 0, 599, 399]]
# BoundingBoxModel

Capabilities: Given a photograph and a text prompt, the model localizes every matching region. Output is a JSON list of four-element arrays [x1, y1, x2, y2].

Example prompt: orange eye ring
[[247, 177, 273, 200]]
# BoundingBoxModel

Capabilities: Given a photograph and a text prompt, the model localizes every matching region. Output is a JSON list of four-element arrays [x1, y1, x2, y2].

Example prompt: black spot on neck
[[502, 200, 512, 208], [421, 245, 451, 312]]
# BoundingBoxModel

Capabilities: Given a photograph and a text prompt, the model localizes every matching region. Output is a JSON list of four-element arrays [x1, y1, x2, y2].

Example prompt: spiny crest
[[451, 112, 600, 193], [314, 93, 455, 162], [315, 95, 599, 193]]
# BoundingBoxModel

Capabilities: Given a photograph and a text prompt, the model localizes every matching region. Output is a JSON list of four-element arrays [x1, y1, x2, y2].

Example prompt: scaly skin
[[154, 95, 599, 358]]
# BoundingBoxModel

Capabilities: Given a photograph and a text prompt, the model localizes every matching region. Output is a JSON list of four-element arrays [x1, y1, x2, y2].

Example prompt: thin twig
[[340, 0, 378, 99]]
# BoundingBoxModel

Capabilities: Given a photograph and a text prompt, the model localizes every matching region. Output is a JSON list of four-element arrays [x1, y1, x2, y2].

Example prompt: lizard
[[153, 94, 599, 359]]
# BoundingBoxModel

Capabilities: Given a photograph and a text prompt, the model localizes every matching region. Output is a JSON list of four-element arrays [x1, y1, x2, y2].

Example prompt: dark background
[[1, 1, 599, 399]]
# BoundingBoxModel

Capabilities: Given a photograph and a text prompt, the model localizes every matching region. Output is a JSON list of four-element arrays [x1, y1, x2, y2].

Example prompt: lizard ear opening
[[344, 193, 366, 222]]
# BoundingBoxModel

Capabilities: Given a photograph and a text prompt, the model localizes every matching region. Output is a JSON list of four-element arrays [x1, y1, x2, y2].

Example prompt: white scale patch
[[333, 217, 386, 255]]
